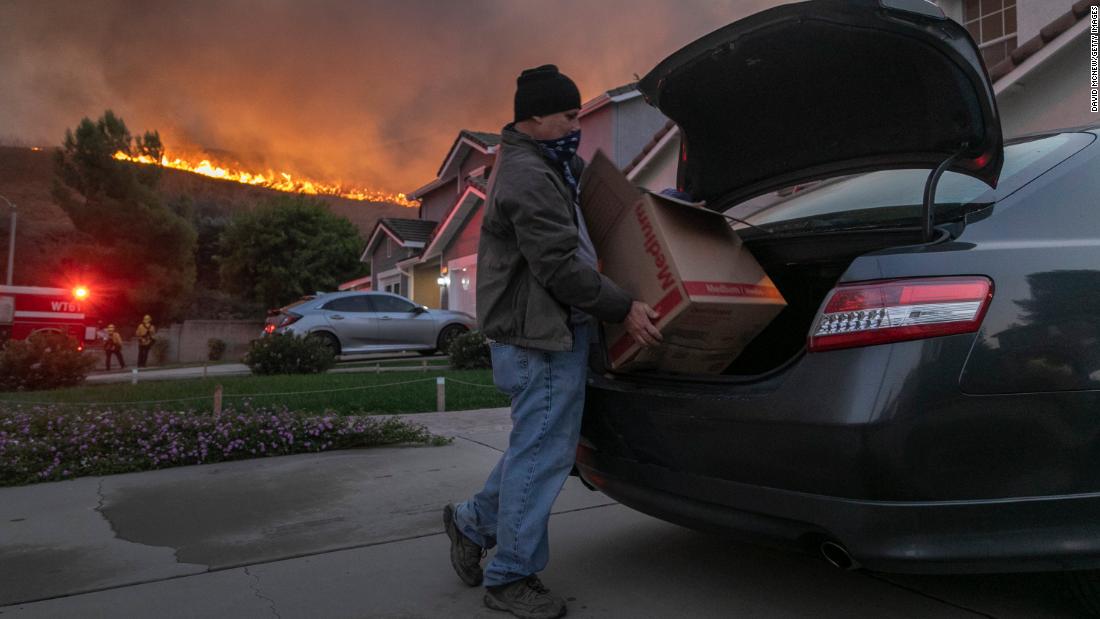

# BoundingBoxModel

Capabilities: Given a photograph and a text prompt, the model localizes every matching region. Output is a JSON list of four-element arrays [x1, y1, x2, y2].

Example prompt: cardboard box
[[579, 150, 787, 373]]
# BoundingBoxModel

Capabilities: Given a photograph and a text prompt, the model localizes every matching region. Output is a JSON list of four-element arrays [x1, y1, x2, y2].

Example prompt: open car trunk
[[717, 228, 926, 376]]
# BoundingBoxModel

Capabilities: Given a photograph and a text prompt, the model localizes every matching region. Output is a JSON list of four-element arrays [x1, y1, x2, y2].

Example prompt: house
[[627, 0, 1100, 198], [405, 130, 500, 314], [350, 83, 667, 317], [360, 217, 438, 298], [577, 83, 670, 170]]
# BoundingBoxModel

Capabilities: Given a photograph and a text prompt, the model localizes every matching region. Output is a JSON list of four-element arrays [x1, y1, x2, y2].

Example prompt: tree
[[218, 195, 366, 308], [51, 110, 196, 325]]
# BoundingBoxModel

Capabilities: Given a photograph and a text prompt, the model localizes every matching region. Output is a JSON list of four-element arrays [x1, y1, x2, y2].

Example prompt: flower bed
[[0, 405, 446, 487]]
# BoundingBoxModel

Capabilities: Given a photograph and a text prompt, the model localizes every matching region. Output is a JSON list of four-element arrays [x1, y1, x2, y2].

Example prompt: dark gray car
[[576, 0, 1100, 612], [267, 291, 474, 356]]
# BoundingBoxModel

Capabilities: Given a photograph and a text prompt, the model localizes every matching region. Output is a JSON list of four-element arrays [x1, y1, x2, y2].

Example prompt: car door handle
[[379, 316, 391, 320], [331, 315, 344, 320]]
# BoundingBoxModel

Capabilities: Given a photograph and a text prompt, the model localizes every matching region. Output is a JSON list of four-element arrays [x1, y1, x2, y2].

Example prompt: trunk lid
[[638, 0, 1004, 207]]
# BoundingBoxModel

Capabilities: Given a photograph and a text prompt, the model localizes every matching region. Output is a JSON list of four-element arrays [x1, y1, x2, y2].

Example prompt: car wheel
[[1067, 571, 1100, 616], [308, 332, 341, 357], [437, 325, 466, 354]]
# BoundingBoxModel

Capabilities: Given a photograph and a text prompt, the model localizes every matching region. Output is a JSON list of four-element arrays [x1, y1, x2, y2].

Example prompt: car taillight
[[263, 324, 276, 334], [277, 313, 302, 328], [809, 276, 993, 352]]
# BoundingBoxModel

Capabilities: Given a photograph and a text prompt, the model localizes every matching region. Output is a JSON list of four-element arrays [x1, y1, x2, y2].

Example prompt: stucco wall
[[998, 28, 1098, 137], [418, 185, 454, 226], [614, 98, 670, 168], [1016, 0, 1077, 45], [579, 104, 615, 164], [370, 237, 417, 290], [412, 260, 441, 308]]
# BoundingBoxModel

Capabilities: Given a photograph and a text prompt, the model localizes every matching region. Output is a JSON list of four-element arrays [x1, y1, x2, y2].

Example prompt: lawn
[[0, 369, 508, 414]]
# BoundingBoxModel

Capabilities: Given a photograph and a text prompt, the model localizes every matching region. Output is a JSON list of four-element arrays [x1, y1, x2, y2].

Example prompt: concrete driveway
[[0, 408, 1086, 618]]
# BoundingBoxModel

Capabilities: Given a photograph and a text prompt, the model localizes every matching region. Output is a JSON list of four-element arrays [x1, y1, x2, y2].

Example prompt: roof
[[622, 119, 679, 177], [988, 0, 1098, 83], [462, 131, 501, 147], [361, 218, 438, 262], [409, 130, 500, 198], [420, 186, 486, 262], [379, 218, 438, 244], [580, 82, 643, 118]]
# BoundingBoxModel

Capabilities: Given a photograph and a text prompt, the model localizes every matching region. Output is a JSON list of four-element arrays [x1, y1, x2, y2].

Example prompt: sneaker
[[484, 575, 566, 619], [443, 503, 484, 586]]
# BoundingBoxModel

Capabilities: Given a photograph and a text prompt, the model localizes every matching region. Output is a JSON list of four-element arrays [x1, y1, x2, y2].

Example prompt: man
[[444, 64, 661, 619], [103, 324, 125, 370], [135, 314, 156, 367]]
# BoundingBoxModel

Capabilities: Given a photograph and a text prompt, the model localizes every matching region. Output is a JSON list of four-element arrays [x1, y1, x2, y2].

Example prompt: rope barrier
[[443, 378, 499, 389]]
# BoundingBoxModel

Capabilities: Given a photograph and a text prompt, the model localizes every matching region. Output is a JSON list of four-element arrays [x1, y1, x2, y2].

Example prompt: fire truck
[[0, 285, 100, 349]]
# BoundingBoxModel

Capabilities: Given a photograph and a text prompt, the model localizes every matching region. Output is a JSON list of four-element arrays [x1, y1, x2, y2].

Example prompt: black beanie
[[513, 64, 581, 123]]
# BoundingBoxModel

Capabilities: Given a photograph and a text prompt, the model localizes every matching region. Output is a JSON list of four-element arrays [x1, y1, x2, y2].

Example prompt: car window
[[370, 295, 417, 313], [729, 133, 1086, 232], [321, 295, 372, 312]]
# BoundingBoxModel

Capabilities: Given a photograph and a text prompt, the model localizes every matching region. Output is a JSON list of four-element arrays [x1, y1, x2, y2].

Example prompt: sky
[[0, 0, 776, 195]]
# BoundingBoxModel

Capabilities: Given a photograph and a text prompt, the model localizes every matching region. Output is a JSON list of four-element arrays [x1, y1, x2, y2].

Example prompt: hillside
[[0, 146, 415, 286]]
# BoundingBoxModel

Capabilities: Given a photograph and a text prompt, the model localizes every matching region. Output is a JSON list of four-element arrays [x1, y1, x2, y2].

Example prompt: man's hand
[[624, 301, 663, 348]]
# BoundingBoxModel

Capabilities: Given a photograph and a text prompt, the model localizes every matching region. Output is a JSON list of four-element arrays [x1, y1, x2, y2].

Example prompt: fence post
[[213, 384, 223, 415], [376, 362, 381, 374], [422, 359, 428, 372], [436, 376, 445, 412], [203, 362, 208, 379], [131, 368, 138, 385]]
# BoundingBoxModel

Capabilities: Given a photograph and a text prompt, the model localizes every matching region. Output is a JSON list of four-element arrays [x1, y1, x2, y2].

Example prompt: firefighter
[[104, 324, 125, 370], [135, 314, 156, 367]]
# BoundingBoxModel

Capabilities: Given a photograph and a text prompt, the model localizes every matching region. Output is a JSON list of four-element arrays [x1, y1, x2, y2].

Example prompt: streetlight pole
[[0, 195, 15, 286]]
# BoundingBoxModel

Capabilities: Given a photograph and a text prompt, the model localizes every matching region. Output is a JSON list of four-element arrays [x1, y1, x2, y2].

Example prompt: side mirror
[[412, 306, 428, 315]]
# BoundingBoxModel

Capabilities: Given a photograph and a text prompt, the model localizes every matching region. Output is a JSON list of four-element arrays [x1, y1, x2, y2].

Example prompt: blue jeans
[[453, 324, 590, 587]]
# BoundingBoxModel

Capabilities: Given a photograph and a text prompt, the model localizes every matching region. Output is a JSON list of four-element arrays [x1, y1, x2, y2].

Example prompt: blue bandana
[[536, 130, 581, 196]]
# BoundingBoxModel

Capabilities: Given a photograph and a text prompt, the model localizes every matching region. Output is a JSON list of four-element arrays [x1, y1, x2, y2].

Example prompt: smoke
[[0, 0, 775, 193]]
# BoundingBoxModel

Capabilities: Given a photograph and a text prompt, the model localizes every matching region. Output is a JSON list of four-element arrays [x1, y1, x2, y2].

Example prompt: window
[[322, 295, 372, 312], [963, 0, 1017, 68], [371, 294, 417, 313], [734, 133, 1088, 233]]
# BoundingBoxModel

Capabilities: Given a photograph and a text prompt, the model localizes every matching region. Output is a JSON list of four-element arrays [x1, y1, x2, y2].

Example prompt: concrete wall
[[106, 320, 264, 366]]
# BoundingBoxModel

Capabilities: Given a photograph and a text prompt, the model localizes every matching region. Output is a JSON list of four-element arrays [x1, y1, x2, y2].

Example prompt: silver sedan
[[265, 291, 475, 356]]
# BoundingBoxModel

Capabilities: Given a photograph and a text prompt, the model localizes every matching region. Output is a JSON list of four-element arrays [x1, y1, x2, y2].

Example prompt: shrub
[[0, 332, 98, 391], [0, 405, 447, 486], [448, 330, 491, 369], [152, 339, 171, 365], [243, 333, 335, 375], [207, 338, 227, 361]]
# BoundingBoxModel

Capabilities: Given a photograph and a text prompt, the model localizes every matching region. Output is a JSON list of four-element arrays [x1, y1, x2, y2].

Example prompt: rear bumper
[[576, 445, 1100, 574]]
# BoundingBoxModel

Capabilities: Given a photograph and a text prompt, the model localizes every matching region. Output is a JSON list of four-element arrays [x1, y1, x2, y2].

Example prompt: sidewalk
[[0, 408, 1081, 618]]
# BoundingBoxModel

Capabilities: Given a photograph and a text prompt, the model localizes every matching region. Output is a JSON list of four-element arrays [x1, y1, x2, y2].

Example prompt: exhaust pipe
[[820, 540, 860, 571]]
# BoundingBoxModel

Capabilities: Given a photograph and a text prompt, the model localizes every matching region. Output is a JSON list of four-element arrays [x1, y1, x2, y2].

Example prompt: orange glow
[[112, 150, 419, 207], [72, 286, 89, 299]]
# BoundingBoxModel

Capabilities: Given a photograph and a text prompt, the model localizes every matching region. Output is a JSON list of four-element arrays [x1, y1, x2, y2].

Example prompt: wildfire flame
[[112, 150, 418, 207]]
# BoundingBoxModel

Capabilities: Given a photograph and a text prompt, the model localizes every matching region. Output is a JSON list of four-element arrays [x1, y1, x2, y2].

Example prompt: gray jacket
[[476, 125, 633, 351]]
